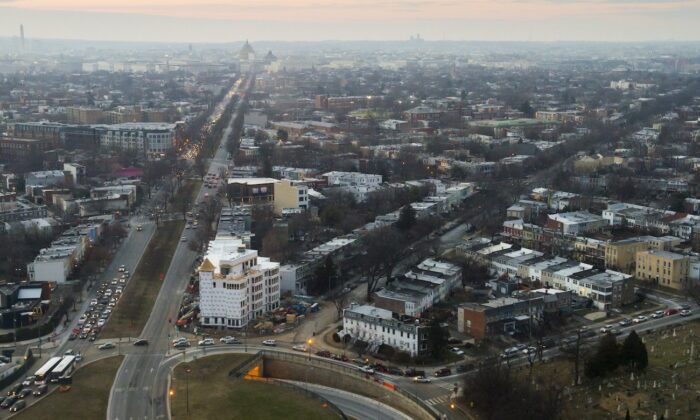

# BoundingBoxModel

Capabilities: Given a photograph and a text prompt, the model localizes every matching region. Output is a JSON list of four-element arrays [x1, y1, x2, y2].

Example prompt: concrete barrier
[[236, 350, 438, 420]]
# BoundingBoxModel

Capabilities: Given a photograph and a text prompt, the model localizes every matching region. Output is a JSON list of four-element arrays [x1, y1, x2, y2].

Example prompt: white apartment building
[[323, 171, 382, 187], [98, 122, 177, 159], [198, 237, 281, 329], [341, 304, 429, 356]]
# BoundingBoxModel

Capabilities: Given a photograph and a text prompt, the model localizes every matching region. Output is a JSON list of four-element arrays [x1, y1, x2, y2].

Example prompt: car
[[359, 365, 375, 374], [292, 344, 307, 352], [450, 347, 465, 356], [387, 367, 404, 376], [172, 337, 188, 345], [97, 319, 106, 327], [413, 376, 431, 383], [6, 384, 22, 397], [522, 346, 538, 355], [610, 329, 623, 336], [173, 341, 190, 348], [136, 225, 143, 231], [0, 396, 16, 408], [68, 333, 77, 341], [515, 343, 527, 351], [198, 338, 215, 346], [665, 308, 680, 316], [9, 400, 25, 412], [315, 350, 331, 358], [133, 339, 149, 346], [17, 389, 31, 399], [90, 299, 98, 306], [118, 265, 126, 272], [79, 332, 88, 339], [619, 318, 632, 327], [65, 349, 75, 356], [434, 368, 452, 377], [32, 385, 48, 397], [220, 336, 240, 345], [98, 342, 116, 350], [600, 324, 615, 333], [75, 353, 83, 362], [456, 364, 474, 373], [681, 309, 692, 317], [181, 236, 188, 242], [652, 310, 665, 319], [21, 376, 35, 387], [262, 339, 276, 347], [681, 304, 692, 311], [89, 335, 97, 342], [633, 316, 648, 323]]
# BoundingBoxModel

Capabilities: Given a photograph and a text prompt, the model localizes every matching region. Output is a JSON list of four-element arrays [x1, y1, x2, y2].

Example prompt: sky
[[0, 0, 699, 43]]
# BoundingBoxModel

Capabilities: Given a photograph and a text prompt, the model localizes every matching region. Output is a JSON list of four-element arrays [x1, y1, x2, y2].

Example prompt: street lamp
[[185, 367, 191, 415]]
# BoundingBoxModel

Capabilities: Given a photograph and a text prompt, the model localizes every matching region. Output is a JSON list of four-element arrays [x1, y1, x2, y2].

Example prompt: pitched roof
[[199, 258, 215, 272]]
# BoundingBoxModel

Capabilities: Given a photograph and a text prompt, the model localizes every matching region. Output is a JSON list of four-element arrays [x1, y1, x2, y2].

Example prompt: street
[[107, 75, 251, 420]]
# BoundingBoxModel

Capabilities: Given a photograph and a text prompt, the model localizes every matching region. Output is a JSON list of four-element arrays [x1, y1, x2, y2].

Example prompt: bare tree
[[331, 292, 349, 321]]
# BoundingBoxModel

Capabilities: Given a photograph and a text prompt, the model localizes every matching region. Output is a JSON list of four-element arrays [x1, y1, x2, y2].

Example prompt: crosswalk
[[425, 394, 451, 406], [434, 381, 458, 391]]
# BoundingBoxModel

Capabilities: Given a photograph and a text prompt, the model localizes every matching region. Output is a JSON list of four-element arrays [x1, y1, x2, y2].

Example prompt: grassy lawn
[[15, 356, 123, 420], [170, 354, 339, 420], [473, 320, 700, 419], [101, 220, 185, 339]]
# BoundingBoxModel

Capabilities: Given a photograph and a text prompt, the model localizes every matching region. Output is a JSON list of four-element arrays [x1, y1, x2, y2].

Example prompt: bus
[[49, 356, 76, 383], [34, 356, 62, 385]]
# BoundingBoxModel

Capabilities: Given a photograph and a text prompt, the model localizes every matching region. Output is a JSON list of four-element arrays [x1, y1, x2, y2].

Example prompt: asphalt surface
[[107, 76, 249, 420], [284, 380, 411, 420]]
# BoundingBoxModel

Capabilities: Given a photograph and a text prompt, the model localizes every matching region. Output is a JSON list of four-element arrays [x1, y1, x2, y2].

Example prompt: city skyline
[[0, 0, 699, 43]]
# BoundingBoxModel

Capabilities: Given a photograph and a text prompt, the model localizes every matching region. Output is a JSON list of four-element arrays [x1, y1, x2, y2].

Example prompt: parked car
[[198, 338, 215, 346], [633, 316, 648, 323], [681, 309, 692, 317], [450, 347, 465, 356], [434, 368, 452, 377], [619, 318, 632, 327], [262, 339, 276, 347], [220, 336, 240, 345], [17, 389, 31, 399]]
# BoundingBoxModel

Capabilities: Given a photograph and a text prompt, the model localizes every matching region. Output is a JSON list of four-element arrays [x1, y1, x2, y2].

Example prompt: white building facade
[[198, 237, 280, 329]]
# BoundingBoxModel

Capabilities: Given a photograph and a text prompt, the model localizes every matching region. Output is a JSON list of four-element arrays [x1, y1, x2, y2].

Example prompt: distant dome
[[264, 50, 277, 63], [239, 40, 255, 60]]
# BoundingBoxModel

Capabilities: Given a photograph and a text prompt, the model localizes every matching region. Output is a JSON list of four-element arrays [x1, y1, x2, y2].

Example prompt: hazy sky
[[0, 0, 699, 42]]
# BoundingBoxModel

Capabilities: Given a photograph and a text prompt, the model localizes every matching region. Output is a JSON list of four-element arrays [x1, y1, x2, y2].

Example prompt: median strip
[[100, 220, 185, 339]]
